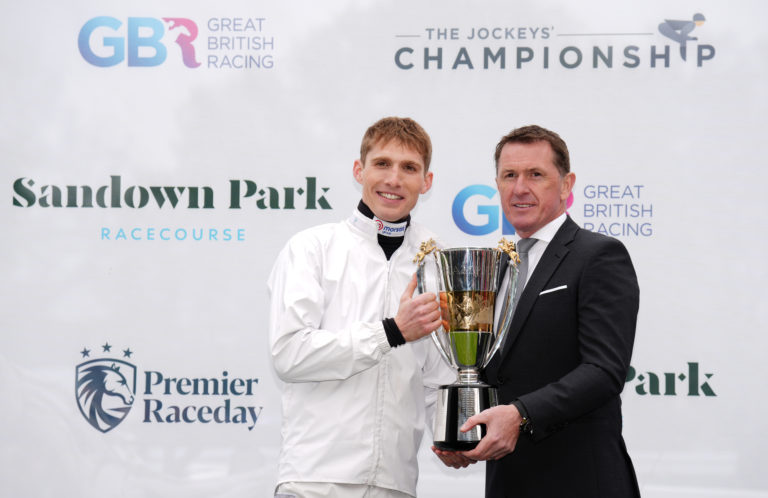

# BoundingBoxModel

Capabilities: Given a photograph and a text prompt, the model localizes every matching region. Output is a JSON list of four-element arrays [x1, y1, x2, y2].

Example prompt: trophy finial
[[414, 238, 438, 263], [497, 238, 521, 265]]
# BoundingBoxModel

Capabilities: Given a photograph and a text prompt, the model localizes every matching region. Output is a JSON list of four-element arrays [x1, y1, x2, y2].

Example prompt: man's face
[[353, 140, 433, 222], [495, 140, 575, 239]]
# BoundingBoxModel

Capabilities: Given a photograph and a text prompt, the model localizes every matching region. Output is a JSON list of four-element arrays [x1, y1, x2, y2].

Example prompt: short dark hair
[[494, 125, 570, 176], [360, 117, 432, 171]]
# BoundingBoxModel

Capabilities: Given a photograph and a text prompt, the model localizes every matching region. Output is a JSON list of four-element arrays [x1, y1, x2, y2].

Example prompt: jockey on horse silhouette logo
[[658, 13, 706, 61], [76, 343, 136, 433]]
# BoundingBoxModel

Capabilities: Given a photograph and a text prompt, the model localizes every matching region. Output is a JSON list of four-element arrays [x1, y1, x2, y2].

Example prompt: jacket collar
[[348, 208, 380, 239], [498, 216, 579, 360], [348, 208, 418, 250]]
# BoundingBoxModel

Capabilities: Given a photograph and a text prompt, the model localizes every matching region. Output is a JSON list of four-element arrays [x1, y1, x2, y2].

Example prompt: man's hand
[[431, 446, 477, 469], [461, 404, 522, 461], [395, 274, 442, 342]]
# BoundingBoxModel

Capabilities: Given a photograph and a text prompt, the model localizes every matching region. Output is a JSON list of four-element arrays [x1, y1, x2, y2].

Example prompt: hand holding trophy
[[415, 239, 520, 450]]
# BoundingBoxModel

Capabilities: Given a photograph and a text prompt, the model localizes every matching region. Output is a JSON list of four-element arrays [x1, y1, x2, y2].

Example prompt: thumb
[[460, 412, 484, 433], [401, 273, 418, 301]]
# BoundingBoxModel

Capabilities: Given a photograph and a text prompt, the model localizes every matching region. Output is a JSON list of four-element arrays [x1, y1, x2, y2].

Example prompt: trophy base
[[433, 440, 481, 451], [433, 383, 499, 451]]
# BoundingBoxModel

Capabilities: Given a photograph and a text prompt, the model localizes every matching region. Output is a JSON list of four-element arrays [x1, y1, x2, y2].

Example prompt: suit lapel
[[498, 217, 578, 361]]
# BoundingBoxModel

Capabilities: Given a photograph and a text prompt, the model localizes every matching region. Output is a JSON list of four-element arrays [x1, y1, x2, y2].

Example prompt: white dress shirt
[[518, 212, 568, 287]]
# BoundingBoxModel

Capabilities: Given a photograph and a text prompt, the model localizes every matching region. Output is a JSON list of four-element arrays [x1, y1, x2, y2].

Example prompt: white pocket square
[[540, 285, 567, 296]]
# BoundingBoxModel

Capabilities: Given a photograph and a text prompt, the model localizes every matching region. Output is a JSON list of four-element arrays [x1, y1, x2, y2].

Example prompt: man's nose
[[384, 166, 403, 185], [511, 177, 529, 195]]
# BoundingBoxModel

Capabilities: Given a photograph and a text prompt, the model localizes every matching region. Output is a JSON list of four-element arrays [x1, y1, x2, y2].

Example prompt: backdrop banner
[[2, 1, 766, 497]]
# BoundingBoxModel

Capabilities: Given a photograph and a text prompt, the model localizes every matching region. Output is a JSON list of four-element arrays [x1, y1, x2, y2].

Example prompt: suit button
[[497, 375, 504, 384]]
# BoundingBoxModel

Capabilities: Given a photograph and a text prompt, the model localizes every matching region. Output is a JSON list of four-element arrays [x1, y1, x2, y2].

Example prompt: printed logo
[[12, 175, 332, 243], [453, 184, 515, 236], [374, 218, 407, 236], [74, 342, 263, 433], [394, 13, 714, 71], [78, 17, 198, 68], [658, 13, 706, 61], [452, 184, 573, 236], [75, 343, 136, 433], [13, 176, 331, 210], [625, 362, 716, 397], [163, 18, 202, 67], [78, 16, 274, 70], [581, 184, 653, 237]]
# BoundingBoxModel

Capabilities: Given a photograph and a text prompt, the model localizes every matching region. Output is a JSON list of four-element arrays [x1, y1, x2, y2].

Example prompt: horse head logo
[[76, 358, 136, 433]]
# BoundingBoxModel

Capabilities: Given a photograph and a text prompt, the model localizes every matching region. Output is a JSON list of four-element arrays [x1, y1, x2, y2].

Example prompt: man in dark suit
[[434, 125, 641, 497]]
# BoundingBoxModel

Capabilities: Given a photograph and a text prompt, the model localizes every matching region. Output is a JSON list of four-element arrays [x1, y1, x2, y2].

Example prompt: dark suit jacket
[[483, 216, 641, 498]]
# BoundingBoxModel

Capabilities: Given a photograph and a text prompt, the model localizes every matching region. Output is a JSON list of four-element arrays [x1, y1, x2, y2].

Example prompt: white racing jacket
[[268, 208, 455, 496]]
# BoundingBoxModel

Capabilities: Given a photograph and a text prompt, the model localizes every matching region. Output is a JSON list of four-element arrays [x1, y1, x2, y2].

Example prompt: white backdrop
[[2, 1, 767, 497]]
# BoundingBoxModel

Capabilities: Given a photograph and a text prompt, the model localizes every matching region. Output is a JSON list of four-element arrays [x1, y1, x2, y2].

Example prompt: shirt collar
[[353, 200, 410, 237], [519, 212, 567, 244]]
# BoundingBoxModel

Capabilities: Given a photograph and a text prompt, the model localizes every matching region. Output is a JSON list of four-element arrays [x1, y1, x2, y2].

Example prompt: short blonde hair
[[360, 117, 432, 171]]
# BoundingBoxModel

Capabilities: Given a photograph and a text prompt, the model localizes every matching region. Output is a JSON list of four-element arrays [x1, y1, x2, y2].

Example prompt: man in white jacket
[[269, 117, 455, 498]]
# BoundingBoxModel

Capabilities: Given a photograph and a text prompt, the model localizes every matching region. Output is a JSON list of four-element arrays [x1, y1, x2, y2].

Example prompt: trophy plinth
[[433, 381, 498, 451], [415, 241, 519, 451]]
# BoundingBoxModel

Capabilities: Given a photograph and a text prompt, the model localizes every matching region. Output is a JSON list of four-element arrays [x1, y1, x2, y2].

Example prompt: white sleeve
[[417, 335, 457, 435], [267, 233, 391, 383]]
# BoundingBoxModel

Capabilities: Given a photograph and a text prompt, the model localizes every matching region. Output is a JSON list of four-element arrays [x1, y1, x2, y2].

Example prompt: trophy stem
[[458, 368, 481, 385]]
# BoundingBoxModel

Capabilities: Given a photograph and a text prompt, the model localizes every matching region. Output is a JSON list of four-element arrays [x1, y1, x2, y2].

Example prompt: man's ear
[[421, 171, 434, 194], [561, 172, 575, 201], [353, 160, 364, 185]]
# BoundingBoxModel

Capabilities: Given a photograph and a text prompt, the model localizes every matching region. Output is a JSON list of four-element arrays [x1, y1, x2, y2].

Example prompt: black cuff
[[383, 318, 406, 348]]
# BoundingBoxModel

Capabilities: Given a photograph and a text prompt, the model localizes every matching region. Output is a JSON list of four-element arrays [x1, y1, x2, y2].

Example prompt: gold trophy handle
[[415, 241, 458, 370]]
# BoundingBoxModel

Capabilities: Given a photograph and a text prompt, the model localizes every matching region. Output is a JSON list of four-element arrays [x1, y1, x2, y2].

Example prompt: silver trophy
[[415, 239, 519, 450]]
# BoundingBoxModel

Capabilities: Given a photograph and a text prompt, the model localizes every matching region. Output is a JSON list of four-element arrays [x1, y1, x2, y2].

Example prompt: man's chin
[[506, 219, 535, 237], [372, 201, 416, 222], [371, 207, 401, 221]]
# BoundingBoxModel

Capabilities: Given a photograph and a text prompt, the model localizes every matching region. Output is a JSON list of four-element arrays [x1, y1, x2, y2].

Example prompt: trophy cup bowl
[[415, 240, 519, 451]]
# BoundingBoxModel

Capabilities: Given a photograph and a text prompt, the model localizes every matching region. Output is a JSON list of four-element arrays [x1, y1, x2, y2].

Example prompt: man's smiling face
[[495, 140, 575, 238], [353, 139, 433, 222]]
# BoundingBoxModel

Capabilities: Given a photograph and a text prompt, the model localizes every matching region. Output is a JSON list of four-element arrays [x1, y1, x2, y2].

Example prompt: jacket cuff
[[372, 324, 392, 356], [511, 399, 534, 437], [382, 318, 406, 348]]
